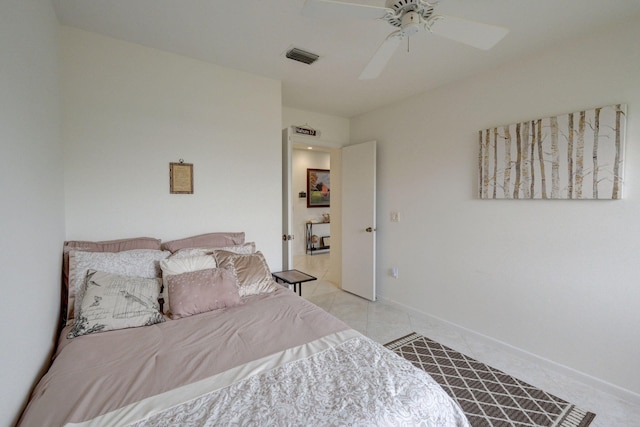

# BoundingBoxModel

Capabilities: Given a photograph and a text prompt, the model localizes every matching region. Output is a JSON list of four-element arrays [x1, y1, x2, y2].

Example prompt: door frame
[[282, 129, 293, 270], [282, 127, 343, 283]]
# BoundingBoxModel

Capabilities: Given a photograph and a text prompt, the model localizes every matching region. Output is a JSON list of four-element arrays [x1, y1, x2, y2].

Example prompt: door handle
[[282, 234, 294, 241], [365, 227, 375, 233]]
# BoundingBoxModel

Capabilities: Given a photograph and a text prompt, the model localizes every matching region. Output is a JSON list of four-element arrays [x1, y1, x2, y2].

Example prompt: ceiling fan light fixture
[[385, 0, 435, 27], [285, 47, 320, 65], [401, 11, 422, 36]]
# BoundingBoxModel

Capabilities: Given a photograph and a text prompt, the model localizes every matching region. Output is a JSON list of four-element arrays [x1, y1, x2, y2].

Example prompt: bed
[[18, 233, 469, 427]]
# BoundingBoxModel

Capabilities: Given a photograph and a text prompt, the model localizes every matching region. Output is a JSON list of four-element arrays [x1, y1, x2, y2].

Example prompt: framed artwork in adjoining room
[[307, 168, 330, 207]]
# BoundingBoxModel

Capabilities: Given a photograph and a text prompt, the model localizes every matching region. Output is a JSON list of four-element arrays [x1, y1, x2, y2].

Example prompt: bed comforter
[[19, 288, 469, 426]]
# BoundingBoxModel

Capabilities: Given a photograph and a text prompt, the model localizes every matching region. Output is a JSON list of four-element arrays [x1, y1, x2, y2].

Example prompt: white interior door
[[342, 140, 376, 301], [281, 128, 293, 270]]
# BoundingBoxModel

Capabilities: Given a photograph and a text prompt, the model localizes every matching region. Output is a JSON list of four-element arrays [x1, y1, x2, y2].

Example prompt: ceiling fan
[[302, 0, 509, 80]]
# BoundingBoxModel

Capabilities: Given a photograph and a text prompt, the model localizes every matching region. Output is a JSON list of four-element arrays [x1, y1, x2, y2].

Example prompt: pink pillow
[[161, 232, 245, 253], [165, 268, 242, 319]]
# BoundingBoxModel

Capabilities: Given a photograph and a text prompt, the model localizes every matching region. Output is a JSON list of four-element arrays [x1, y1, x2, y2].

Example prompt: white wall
[[283, 107, 349, 144], [61, 28, 283, 268], [292, 149, 330, 255], [0, 1, 65, 425], [351, 17, 640, 398]]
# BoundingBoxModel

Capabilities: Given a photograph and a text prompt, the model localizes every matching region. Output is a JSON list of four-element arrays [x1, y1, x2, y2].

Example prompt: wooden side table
[[272, 269, 317, 297]]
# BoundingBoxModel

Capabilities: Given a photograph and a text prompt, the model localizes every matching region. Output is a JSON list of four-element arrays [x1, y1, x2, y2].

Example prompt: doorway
[[283, 129, 377, 301], [283, 129, 342, 288], [292, 144, 333, 283]]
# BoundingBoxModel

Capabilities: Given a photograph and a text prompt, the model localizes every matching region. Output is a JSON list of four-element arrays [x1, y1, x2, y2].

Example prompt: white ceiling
[[52, 0, 640, 118]]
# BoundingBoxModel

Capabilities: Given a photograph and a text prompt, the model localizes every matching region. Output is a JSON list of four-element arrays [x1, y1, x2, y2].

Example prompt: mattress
[[18, 288, 469, 426]]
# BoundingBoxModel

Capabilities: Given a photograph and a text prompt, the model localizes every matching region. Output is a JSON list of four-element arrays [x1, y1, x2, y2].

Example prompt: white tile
[[305, 292, 335, 312], [302, 283, 640, 426], [367, 302, 411, 325], [309, 280, 341, 297], [293, 253, 330, 280]]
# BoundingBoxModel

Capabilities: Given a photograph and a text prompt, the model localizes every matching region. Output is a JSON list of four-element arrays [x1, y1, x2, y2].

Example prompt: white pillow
[[67, 270, 164, 339], [160, 255, 217, 316], [69, 249, 170, 321]]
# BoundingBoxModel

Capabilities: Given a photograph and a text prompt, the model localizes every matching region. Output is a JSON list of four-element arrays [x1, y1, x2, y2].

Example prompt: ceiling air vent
[[286, 47, 319, 65]]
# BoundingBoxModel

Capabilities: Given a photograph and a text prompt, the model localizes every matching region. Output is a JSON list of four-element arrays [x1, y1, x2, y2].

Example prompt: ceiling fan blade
[[358, 31, 404, 80], [302, 0, 392, 21], [428, 14, 509, 50]]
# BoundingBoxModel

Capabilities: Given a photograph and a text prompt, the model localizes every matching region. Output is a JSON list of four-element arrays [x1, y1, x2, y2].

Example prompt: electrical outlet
[[390, 211, 400, 222]]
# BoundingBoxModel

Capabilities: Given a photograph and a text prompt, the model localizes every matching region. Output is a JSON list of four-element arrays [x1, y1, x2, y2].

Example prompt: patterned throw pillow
[[68, 249, 170, 321], [62, 237, 162, 323], [165, 268, 242, 319], [212, 250, 278, 297], [67, 270, 164, 339]]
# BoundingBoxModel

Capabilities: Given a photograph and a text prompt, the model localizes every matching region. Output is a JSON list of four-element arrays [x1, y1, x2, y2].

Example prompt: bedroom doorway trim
[[282, 128, 342, 274]]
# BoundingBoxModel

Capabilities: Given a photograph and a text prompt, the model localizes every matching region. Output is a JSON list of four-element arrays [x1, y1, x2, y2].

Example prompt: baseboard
[[377, 295, 640, 406]]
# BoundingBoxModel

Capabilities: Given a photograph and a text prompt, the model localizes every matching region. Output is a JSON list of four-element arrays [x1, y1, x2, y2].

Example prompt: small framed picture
[[307, 168, 330, 208], [170, 162, 193, 194]]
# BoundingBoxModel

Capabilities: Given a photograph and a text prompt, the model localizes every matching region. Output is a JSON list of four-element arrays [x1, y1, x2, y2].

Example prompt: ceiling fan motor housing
[[401, 11, 421, 35], [385, 0, 435, 27]]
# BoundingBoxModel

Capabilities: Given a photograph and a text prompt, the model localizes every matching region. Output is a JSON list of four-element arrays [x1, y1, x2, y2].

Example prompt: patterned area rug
[[385, 333, 595, 427]]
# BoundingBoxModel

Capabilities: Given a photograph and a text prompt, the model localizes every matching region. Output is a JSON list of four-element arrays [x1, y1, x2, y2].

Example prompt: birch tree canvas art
[[478, 104, 626, 199]]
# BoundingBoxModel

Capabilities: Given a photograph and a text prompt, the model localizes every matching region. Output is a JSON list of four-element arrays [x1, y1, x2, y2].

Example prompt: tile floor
[[293, 253, 640, 427]]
